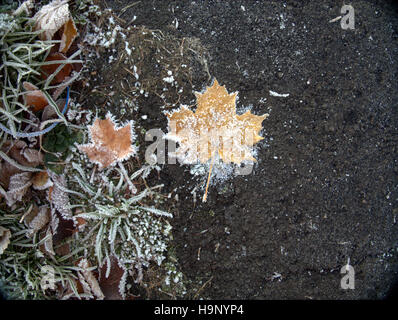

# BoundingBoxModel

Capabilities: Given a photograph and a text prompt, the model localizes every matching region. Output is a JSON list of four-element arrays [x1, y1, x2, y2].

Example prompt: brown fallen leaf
[[5, 172, 32, 207], [13, 0, 34, 16], [0, 226, 11, 255], [38, 225, 55, 257], [33, 0, 70, 41], [22, 148, 44, 166], [8, 140, 43, 168], [77, 259, 105, 300], [48, 172, 73, 221], [57, 278, 84, 299], [41, 104, 58, 122], [47, 173, 77, 244], [23, 82, 49, 112], [72, 216, 87, 234], [47, 186, 53, 201], [99, 255, 128, 300], [0, 141, 44, 201], [78, 113, 137, 169], [54, 242, 70, 257], [51, 210, 75, 245], [60, 18, 78, 54], [24, 204, 51, 237], [32, 171, 53, 190], [0, 161, 21, 190], [41, 52, 72, 85]]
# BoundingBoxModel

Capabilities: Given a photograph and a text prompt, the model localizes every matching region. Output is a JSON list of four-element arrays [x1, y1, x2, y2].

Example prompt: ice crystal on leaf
[[165, 78, 268, 201], [24, 204, 51, 237], [77, 258, 105, 300], [78, 113, 137, 169], [5, 172, 32, 207], [98, 255, 128, 300], [33, 0, 78, 54], [48, 172, 74, 222], [166, 79, 268, 164], [0, 226, 11, 255], [33, 0, 70, 41]]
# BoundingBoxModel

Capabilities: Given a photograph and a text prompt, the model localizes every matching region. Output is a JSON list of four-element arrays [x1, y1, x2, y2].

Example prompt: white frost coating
[[132, 65, 139, 79], [139, 206, 173, 218], [0, 226, 11, 255], [78, 111, 138, 169], [33, 0, 70, 41], [279, 13, 286, 30], [125, 41, 131, 55], [26, 205, 50, 236], [5, 172, 32, 207], [48, 172, 76, 224], [84, 21, 122, 48], [269, 90, 290, 97], [13, 0, 34, 16], [78, 258, 105, 300], [163, 76, 174, 83]]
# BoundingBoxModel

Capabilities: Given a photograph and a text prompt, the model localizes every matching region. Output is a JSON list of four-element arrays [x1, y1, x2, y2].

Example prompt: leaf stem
[[202, 155, 215, 202]]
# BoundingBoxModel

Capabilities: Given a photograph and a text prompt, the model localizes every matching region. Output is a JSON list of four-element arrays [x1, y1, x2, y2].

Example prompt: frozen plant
[[0, 210, 86, 300], [74, 183, 173, 284], [63, 139, 173, 286]]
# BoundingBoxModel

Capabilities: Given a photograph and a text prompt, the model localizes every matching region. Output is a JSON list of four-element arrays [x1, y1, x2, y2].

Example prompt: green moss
[[42, 125, 83, 174]]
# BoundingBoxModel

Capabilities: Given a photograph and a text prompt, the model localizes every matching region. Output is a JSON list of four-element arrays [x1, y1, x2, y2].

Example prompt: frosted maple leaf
[[166, 79, 268, 164], [165, 78, 268, 201], [78, 113, 137, 169]]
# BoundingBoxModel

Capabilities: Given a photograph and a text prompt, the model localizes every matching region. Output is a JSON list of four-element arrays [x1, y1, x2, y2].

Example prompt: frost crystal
[[0, 226, 11, 255], [33, 0, 70, 41], [5, 172, 32, 207], [48, 172, 74, 222]]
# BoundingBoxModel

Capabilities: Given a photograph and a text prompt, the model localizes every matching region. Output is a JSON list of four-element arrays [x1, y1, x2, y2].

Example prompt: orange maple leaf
[[166, 79, 268, 164], [166, 78, 268, 201], [78, 113, 137, 169]]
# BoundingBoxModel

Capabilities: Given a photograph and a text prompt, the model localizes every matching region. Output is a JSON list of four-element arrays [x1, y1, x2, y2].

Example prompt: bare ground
[[93, 0, 398, 299]]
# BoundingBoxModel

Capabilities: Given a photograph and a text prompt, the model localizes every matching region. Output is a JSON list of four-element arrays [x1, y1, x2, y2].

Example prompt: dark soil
[[98, 0, 398, 299]]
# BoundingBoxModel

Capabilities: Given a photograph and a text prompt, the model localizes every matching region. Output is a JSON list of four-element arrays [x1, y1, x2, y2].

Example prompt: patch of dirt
[[90, 0, 398, 299]]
